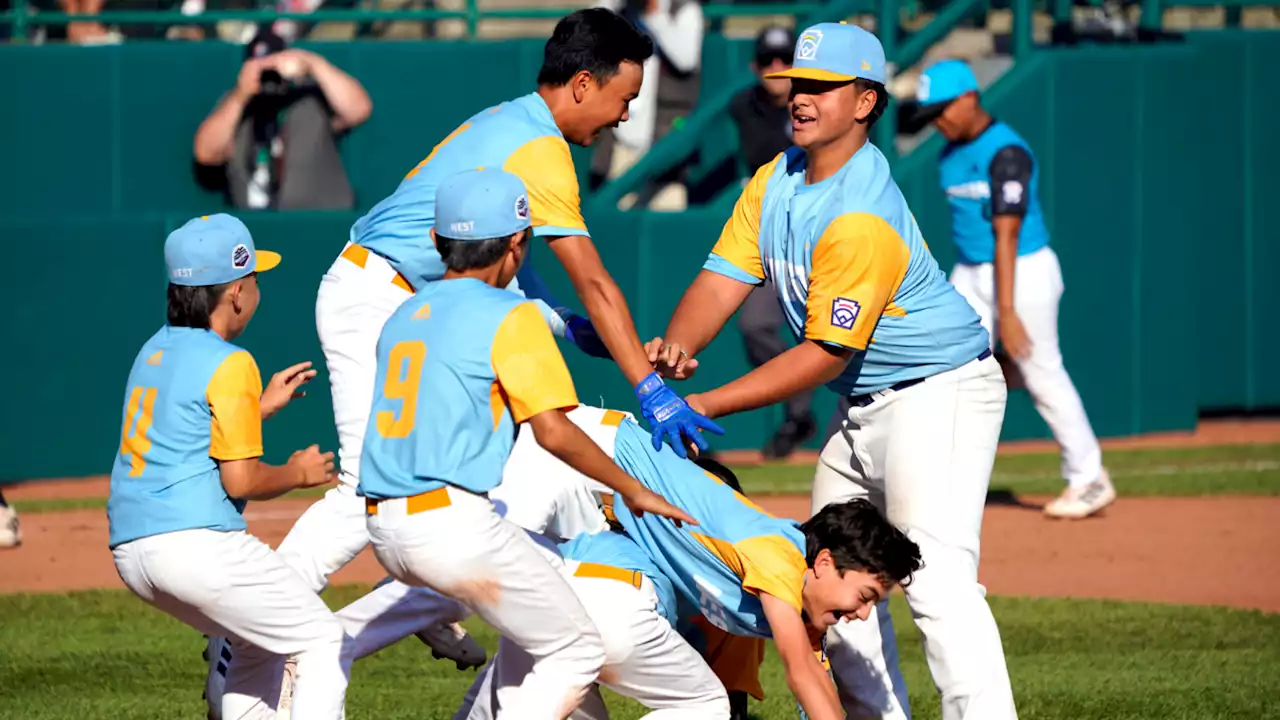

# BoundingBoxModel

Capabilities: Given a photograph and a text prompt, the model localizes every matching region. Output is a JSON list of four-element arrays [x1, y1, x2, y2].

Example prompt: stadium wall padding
[[0, 32, 1275, 481]]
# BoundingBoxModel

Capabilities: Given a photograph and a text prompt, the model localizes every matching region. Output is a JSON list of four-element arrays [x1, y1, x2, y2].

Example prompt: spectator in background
[[726, 25, 818, 460], [193, 29, 372, 211], [589, 0, 704, 208]]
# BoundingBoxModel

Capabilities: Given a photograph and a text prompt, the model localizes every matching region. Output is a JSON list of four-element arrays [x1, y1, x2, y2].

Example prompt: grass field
[[11, 443, 1280, 514], [2, 588, 1278, 720]]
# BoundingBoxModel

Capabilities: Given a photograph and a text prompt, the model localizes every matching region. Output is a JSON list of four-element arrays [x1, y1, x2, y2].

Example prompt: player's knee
[[691, 692, 732, 720]]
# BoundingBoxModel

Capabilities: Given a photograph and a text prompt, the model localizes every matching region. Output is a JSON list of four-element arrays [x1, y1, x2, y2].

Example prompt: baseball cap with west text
[[434, 168, 532, 242], [165, 214, 281, 287], [764, 21, 886, 85]]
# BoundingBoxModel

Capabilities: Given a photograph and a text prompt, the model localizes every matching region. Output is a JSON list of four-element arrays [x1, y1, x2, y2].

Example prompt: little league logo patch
[[231, 244, 251, 269], [515, 194, 530, 221], [797, 29, 823, 61], [831, 297, 861, 330]]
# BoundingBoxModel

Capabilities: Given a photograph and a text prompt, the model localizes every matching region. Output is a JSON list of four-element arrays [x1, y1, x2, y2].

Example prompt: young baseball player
[[646, 22, 1019, 720], [259, 8, 721, 679], [914, 58, 1115, 520], [107, 214, 350, 720], [358, 167, 696, 719]]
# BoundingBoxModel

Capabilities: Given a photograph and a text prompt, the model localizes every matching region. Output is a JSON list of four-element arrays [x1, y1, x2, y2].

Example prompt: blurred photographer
[[193, 30, 372, 211]]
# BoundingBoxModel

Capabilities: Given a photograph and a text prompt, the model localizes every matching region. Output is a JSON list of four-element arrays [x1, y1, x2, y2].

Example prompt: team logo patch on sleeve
[[830, 297, 861, 330], [232, 244, 251, 269]]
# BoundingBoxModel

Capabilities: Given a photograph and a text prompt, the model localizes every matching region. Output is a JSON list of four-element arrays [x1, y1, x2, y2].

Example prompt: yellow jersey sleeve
[[735, 534, 808, 613], [690, 616, 767, 700], [206, 351, 264, 461], [706, 153, 782, 282], [491, 302, 580, 423], [503, 136, 590, 239], [806, 213, 911, 350]]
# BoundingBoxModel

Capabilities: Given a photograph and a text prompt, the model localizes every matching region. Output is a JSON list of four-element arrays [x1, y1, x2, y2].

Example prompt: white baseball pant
[[950, 246, 1103, 488], [813, 354, 1016, 720], [368, 486, 606, 720], [455, 561, 730, 720], [113, 529, 352, 720]]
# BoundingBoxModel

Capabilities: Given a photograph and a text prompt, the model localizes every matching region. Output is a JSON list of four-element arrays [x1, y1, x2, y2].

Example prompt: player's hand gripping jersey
[[704, 145, 991, 396], [608, 418, 807, 639], [351, 93, 589, 291]]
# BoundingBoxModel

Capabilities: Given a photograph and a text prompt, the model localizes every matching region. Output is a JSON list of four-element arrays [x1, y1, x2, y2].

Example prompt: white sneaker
[[416, 621, 486, 670], [1044, 471, 1117, 519], [0, 505, 21, 549]]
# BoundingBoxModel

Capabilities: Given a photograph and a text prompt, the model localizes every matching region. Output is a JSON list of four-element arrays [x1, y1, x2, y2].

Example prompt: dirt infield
[[3, 493, 1278, 613], [4, 418, 1279, 611]]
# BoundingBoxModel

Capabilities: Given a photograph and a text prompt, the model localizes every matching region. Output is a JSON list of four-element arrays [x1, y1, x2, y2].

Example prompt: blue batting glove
[[633, 372, 725, 459], [564, 315, 612, 359]]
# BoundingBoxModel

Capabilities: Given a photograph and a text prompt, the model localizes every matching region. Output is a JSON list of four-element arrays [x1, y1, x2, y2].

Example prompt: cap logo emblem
[[797, 30, 823, 61], [515, 194, 530, 221], [861, 60, 872, 71], [917, 74, 932, 102], [232, 244, 251, 269]]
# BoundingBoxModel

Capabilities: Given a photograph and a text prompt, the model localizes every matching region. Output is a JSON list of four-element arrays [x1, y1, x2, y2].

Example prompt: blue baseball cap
[[434, 168, 532, 242], [914, 59, 980, 120], [764, 21, 886, 85], [164, 214, 281, 287]]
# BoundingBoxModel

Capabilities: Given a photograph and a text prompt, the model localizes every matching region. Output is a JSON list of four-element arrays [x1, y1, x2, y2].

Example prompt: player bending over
[[358, 168, 695, 719], [107, 215, 349, 719]]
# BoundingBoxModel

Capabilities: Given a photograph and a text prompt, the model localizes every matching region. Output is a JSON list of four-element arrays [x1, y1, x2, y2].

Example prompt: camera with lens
[[259, 68, 289, 98]]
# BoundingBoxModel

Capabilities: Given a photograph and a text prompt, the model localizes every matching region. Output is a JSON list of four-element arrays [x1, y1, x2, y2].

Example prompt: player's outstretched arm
[[526, 409, 697, 528], [759, 592, 843, 720], [689, 341, 852, 420], [219, 446, 337, 502], [648, 270, 756, 381]]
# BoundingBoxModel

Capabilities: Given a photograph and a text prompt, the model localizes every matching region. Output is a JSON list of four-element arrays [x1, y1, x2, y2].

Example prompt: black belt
[[848, 348, 992, 408]]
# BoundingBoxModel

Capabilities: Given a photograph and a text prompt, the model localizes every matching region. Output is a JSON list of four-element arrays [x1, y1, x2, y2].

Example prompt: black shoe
[[762, 415, 817, 460], [729, 690, 749, 720]]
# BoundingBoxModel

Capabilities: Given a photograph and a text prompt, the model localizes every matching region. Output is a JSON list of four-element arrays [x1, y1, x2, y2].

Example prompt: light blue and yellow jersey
[[560, 529, 678, 625], [352, 92, 590, 291], [703, 144, 990, 395], [107, 327, 265, 548], [608, 418, 808, 639], [358, 278, 579, 500]]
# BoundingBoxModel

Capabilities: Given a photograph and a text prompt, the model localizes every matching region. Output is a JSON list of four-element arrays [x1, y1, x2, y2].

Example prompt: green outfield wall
[[0, 31, 1275, 481]]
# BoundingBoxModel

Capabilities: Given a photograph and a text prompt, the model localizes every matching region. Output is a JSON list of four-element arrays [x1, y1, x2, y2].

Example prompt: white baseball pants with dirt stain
[[368, 485, 606, 720]]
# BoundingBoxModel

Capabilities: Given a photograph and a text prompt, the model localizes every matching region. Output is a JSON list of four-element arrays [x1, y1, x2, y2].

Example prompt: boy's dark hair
[[537, 8, 654, 87], [436, 234, 518, 272], [167, 282, 231, 329], [799, 498, 922, 587], [693, 456, 744, 495], [855, 79, 889, 129]]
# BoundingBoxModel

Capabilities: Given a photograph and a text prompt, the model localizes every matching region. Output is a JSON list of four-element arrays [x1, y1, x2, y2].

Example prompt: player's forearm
[[782, 652, 843, 720], [222, 459, 302, 501], [663, 270, 753, 359], [193, 90, 250, 165], [697, 341, 849, 419], [575, 274, 653, 384], [528, 412, 647, 498], [992, 216, 1021, 313]]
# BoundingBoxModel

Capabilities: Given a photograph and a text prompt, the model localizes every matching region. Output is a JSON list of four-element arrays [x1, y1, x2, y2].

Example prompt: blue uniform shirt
[[107, 327, 266, 548], [939, 120, 1050, 265], [704, 144, 990, 396], [560, 529, 679, 626], [358, 278, 580, 500], [609, 418, 808, 639], [352, 93, 591, 291]]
